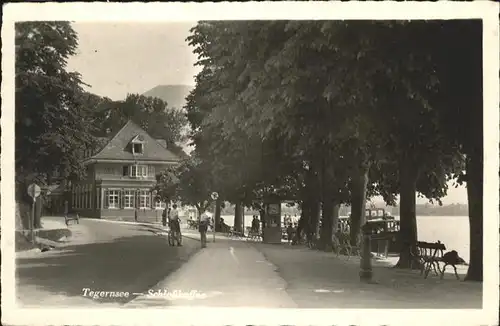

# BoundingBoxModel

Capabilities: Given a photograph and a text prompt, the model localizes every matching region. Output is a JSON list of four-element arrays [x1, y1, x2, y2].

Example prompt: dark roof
[[90, 120, 180, 162]]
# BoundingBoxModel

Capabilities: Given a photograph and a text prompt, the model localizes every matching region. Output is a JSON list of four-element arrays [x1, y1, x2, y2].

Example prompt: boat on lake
[[338, 208, 400, 256]]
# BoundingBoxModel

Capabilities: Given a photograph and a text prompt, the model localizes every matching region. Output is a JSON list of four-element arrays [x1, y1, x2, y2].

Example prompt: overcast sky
[[66, 22, 468, 205], [67, 22, 200, 100]]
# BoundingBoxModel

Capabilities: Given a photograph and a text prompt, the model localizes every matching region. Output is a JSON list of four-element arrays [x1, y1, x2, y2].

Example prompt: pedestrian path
[[253, 243, 482, 309], [125, 240, 297, 308]]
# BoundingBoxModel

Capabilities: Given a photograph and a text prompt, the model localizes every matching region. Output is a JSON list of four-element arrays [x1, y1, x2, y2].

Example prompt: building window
[[124, 190, 134, 209], [130, 165, 148, 178], [108, 190, 119, 209], [132, 143, 143, 155], [139, 190, 150, 209], [148, 165, 155, 177]]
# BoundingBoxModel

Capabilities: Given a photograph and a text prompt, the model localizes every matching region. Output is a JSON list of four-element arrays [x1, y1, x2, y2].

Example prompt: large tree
[[186, 20, 482, 281], [15, 21, 97, 228], [431, 20, 483, 281]]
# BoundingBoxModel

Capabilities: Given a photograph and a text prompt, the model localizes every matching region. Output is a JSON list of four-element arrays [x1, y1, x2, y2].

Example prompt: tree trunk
[[16, 180, 32, 230], [295, 201, 308, 243], [394, 159, 420, 269], [332, 202, 340, 235], [259, 208, 265, 229], [464, 152, 483, 281], [319, 199, 335, 251], [234, 202, 243, 232], [310, 198, 321, 241], [34, 197, 42, 229], [196, 206, 203, 222], [214, 198, 222, 231], [349, 162, 370, 246]]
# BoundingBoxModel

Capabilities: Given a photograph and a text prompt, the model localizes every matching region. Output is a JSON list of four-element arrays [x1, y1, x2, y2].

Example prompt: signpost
[[27, 183, 41, 243], [211, 192, 219, 243]]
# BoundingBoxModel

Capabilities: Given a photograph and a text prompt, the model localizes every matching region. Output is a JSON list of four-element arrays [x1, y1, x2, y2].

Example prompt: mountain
[[142, 85, 193, 110]]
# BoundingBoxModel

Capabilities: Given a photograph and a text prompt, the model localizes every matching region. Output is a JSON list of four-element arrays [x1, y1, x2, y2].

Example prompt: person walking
[[199, 212, 210, 248]]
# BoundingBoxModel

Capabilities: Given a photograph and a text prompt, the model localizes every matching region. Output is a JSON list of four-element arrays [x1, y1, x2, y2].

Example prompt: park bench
[[228, 227, 245, 239], [411, 241, 465, 280], [187, 219, 198, 230], [412, 241, 445, 279], [64, 213, 80, 226], [246, 227, 262, 241]]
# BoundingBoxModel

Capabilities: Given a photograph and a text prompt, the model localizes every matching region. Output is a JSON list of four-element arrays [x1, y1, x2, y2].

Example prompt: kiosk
[[263, 199, 282, 244]]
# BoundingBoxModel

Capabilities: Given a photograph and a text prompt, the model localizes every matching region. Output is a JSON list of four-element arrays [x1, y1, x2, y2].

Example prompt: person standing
[[170, 204, 182, 246], [162, 207, 168, 227], [251, 215, 259, 234]]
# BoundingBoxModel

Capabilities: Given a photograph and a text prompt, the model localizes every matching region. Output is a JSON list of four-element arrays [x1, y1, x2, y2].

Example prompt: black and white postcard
[[1, 2, 499, 326]]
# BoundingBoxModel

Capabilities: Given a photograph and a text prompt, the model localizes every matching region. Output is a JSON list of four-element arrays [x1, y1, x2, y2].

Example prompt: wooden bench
[[64, 213, 80, 226], [228, 227, 245, 239], [412, 241, 464, 280], [246, 229, 262, 241], [187, 220, 198, 230]]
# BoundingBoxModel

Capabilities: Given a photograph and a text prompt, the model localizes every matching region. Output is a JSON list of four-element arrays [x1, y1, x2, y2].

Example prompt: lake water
[[221, 215, 470, 262]]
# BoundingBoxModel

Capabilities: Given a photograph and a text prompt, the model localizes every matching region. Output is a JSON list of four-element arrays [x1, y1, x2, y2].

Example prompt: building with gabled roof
[[69, 120, 181, 221]]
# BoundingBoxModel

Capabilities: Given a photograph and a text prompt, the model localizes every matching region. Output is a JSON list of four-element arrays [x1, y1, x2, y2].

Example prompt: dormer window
[[133, 143, 143, 154], [130, 135, 145, 155]]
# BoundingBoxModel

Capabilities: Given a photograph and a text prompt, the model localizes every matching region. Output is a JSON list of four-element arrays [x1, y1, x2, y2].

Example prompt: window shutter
[[123, 166, 129, 176], [135, 190, 139, 209], [104, 189, 109, 208]]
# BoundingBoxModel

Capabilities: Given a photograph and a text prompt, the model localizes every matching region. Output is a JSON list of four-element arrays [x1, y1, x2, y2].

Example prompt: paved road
[[16, 217, 200, 307], [126, 236, 481, 309], [16, 219, 482, 309], [126, 238, 297, 308]]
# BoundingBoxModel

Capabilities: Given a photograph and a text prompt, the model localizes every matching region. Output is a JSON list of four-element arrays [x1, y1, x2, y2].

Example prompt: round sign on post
[[27, 183, 41, 202], [210, 192, 219, 243]]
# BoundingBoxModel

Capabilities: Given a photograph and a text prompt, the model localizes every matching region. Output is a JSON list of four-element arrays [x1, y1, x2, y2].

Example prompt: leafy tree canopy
[[15, 21, 98, 185]]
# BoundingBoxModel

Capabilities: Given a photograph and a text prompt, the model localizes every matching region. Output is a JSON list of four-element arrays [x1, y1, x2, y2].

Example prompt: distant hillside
[[142, 85, 193, 110]]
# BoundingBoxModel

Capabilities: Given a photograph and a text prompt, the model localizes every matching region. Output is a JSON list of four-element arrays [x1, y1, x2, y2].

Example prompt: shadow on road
[[16, 234, 200, 306]]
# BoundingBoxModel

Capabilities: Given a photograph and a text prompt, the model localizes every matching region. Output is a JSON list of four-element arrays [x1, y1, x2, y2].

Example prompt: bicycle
[[167, 220, 182, 247]]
